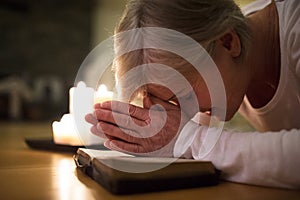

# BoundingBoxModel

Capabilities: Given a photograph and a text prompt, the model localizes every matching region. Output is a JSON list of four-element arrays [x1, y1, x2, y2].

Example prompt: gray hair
[[113, 0, 252, 100], [115, 0, 251, 58]]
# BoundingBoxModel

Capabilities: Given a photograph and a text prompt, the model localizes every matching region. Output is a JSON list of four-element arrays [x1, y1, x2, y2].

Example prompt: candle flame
[[97, 84, 108, 93]]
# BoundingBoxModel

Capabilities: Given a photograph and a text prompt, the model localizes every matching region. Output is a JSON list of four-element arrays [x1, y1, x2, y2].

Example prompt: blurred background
[[0, 0, 254, 130]]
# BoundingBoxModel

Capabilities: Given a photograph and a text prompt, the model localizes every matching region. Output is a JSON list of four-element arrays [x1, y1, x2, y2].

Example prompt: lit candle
[[69, 81, 94, 114], [94, 84, 113, 104], [52, 82, 107, 146], [52, 114, 82, 146]]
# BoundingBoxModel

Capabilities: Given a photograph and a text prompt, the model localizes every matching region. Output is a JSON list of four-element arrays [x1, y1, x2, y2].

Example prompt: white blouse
[[174, 0, 300, 189], [239, 0, 300, 131]]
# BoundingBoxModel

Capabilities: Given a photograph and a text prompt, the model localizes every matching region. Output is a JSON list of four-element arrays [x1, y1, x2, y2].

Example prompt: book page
[[79, 148, 202, 164]]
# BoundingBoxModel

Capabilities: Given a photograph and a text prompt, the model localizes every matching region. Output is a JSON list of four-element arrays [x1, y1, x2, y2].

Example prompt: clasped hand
[[85, 95, 189, 157]]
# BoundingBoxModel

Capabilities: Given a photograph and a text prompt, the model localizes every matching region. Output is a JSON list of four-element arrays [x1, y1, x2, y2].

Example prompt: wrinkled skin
[[85, 95, 190, 157]]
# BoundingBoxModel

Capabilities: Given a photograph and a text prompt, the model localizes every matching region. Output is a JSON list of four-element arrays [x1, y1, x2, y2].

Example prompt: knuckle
[[129, 105, 137, 116]]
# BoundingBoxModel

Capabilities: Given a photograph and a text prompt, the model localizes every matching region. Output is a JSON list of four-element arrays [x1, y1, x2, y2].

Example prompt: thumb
[[149, 95, 180, 110], [143, 95, 154, 109]]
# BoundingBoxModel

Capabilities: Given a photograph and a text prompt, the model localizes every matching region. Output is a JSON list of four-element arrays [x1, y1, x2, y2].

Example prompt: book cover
[[74, 148, 220, 194]]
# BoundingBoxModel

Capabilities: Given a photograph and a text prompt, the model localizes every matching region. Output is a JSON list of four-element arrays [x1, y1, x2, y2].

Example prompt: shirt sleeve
[[182, 124, 300, 189], [173, 0, 300, 190]]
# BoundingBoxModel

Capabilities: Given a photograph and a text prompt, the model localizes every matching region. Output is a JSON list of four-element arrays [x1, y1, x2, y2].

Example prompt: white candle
[[94, 84, 113, 104], [69, 81, 94, 114], [52, 82, 106, 146], [70, 82, 95, 145], [52, 114, 82, 146]]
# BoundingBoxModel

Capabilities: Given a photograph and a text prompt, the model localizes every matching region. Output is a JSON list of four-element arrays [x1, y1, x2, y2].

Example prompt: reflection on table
[[0, 122, 299, 200]]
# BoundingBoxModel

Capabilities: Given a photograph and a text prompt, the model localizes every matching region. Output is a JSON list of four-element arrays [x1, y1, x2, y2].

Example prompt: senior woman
[[86, 0, 300, 189]]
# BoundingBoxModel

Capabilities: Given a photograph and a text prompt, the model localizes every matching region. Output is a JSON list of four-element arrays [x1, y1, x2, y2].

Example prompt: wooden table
[[0, 122, 299, 200]]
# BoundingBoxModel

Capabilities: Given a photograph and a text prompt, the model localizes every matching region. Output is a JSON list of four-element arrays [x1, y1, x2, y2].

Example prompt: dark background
[[0, 0, 254, 132], [0, 0, 95, 120]]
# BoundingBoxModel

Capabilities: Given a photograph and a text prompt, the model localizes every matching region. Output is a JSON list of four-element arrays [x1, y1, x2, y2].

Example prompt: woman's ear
[[219, 30, 241, 58]]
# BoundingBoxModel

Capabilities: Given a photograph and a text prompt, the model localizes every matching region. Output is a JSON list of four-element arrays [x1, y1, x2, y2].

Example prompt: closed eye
[[166, 95, 179, 106], [167, 91, 194, 106]]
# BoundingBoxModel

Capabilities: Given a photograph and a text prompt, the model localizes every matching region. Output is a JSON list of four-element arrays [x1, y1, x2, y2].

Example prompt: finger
[[90, 125, 106, 138], [143, 95, 170, 113], [105, 139, 144, 154], [104, 140, 125, 152], [94, 108, 148, 128], [100, 101, 150, 121], [148, 95, 180, 110], [85, 113, 98, 125], [94, 103, 101, 109], [98, 121, 139, 143], [143, 95, 154, 109], [91, 124, 118, 140]]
